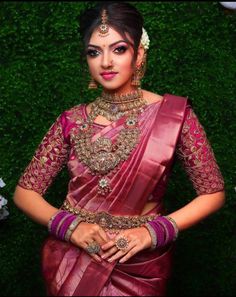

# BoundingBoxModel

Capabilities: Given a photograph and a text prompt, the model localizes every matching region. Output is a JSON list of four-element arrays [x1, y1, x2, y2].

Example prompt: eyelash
[[86, 46, 128, 57], [114, 46, 128, 54], [86, 49, 100, 57]]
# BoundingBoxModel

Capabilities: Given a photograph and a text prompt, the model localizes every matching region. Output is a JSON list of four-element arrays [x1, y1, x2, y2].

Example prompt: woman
[[13, 2, 225, 296]]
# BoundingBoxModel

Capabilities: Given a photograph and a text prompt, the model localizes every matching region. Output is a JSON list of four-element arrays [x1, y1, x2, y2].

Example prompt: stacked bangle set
[[47, 209, 179, 249]]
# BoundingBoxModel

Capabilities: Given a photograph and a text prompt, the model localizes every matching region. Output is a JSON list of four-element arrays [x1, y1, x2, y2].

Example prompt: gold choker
[[101, 89, 144, 104], [93, 89, 147, 121]]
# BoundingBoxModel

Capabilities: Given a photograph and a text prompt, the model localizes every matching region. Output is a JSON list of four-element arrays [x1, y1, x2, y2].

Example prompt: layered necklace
[[73, 89, 147, 195]]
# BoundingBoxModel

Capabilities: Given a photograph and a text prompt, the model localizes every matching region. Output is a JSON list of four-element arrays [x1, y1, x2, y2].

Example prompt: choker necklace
[[92, 89, 147, 121], [101, 88, 143, 104], [73, 90, 147, 196]]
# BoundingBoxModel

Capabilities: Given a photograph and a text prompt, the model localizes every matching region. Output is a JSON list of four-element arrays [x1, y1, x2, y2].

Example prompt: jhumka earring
[[131, 52, 147, 87], [88, 76, 98, 89], [131, 66, 142, 87]]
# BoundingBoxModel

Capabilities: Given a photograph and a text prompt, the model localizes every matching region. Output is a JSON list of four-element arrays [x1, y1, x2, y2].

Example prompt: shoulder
[[142, 89, 190, 106], [59, 104, 86, 125], [142, 89, 163, 104]]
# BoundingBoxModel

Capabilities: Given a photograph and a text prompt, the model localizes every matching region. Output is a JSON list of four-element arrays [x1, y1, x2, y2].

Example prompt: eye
[[86, 49, 100, 57], [114, 46, 128, 54]]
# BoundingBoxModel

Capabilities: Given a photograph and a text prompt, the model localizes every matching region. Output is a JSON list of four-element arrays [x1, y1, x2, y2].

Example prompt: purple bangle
[[156, 216, 175, 245], [146, 216, 179, 249], [147, 220, 166, 248], [57, 214, 77, 241], [48, 210, 69, 234], [164, 216, 179, 240]]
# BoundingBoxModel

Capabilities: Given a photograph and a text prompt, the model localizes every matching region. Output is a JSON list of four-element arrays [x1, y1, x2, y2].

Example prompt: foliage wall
[[0, 2, 235, 296]]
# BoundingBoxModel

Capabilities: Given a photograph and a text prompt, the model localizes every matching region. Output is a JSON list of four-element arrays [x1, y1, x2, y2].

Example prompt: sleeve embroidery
[[18, 114, 69, 195], [176, 107, 224, 195]]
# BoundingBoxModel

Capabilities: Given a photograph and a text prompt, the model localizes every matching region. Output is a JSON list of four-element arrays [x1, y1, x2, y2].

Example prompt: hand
[[101, 227, 152, 263], [70, 222, 109, 263]]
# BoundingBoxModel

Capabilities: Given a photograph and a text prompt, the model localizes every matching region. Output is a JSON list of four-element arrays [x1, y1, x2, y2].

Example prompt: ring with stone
[[86, 241, 101, 254], [115, 236, 129, 251]]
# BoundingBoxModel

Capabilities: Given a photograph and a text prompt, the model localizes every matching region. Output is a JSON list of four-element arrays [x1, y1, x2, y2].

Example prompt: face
[[86, 27, 144, 94]]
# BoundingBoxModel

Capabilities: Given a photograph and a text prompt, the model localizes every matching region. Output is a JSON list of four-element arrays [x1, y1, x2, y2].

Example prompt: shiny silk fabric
[[18, 94, 224, 296]]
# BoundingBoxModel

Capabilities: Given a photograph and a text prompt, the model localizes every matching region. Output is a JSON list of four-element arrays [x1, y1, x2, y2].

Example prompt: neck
[[101, 88, 143, 104]]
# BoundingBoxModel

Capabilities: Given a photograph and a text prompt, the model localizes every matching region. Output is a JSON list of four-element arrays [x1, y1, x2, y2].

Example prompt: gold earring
[[131, 66, 142, 87], [131, 52, 147, 87], [88, 77, 98, 89]]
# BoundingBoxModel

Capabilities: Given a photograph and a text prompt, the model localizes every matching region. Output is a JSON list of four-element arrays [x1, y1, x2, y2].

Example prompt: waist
[[62, 200, 159, 232]]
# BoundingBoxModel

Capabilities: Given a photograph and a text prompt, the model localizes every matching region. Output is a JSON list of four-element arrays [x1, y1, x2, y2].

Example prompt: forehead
[[89, 27, 128, 46]]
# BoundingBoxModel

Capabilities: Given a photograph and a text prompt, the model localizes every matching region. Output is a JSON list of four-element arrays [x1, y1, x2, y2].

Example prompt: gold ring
[[86, 241, 101, 254], [115, 236, 129, 250]]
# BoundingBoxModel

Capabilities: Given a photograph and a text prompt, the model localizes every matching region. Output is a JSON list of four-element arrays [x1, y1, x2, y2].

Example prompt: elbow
[[13, 185, 29, 208], [212, 190, 226, 211], [218, 190, 226, 208], [13, 185, 22, 207]]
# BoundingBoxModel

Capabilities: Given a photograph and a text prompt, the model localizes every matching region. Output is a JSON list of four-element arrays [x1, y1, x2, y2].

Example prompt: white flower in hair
[[0, 178, 9, 220], [141, 27, 150, 50]]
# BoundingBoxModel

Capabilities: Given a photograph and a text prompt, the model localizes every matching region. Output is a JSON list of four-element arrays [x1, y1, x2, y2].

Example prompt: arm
[[13, 186, 59, 226], [168, 191, 225, 231], [13, 113, 69, 225], [14, 110, 109, 262], [169, 106, 225, 230]]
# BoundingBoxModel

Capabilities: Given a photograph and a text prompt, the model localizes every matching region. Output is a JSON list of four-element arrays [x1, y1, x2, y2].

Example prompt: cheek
[[87, 59, 98, 74], [119, 57, 134, 74]]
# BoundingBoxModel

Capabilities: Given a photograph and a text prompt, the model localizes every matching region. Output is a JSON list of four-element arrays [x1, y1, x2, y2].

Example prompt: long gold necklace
[[73, 90, 147, 195]]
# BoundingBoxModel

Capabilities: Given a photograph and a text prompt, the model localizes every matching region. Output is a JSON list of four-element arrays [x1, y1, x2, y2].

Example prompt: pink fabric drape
[[41, 94, 187, 296], [18, 93, 224, 296]]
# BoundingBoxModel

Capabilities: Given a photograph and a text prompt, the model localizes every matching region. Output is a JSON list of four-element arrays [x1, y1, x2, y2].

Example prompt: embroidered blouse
[[18, 103, 224, 198]]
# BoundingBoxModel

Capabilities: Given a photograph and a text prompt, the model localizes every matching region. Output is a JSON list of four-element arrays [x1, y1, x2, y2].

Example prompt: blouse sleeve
[[18, 113, 70, 196], [176, 105, 225, 195]]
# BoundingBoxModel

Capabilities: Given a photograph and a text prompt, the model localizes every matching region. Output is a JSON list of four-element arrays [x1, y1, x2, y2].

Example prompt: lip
[[100, 72, 118, 80]]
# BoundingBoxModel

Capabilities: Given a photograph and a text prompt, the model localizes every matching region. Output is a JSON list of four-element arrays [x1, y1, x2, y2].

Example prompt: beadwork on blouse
[[176, 107, 224, 195], [18, 116, 69, 195], [18, 103, 224, 197]]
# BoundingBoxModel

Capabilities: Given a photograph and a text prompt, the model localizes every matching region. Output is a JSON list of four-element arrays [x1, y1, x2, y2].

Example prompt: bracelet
[[64, 216, 84, 242], [48, 210, 67, 233], [143, 223, 157, 251], [163, 216, 179, 240]]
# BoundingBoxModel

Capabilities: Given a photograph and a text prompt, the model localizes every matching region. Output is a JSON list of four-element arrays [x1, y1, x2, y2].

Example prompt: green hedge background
[[0, 1, 235, 296]]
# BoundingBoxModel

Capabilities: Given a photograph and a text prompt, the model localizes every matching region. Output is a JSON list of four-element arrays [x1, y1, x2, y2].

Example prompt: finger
[[107, 241, 136, 263], [98, 228, 109, 243], [83, 240, 102, 261], [119, 246, 140, 263], [91, 254, 102, 263], [107, 250, 125, 263], [101, 246, 118, 260], [101, 240, 115, 250]]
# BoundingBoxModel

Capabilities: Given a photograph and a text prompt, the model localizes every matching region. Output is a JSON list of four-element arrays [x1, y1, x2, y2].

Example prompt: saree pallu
[[40, 94, 188, 296]]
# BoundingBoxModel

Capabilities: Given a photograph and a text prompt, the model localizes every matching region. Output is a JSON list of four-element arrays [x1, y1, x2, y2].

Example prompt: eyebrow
[[87, 40, 130, 49]]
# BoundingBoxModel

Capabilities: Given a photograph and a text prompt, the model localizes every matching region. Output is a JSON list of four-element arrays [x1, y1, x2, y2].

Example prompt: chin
[[101, 83, 121, 91]]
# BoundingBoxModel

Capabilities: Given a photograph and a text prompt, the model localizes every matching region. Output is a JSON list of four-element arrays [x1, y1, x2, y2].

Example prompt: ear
[[136, 45, 145, 67]]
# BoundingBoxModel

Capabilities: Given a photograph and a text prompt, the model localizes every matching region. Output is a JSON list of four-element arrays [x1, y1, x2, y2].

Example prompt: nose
[[101, 51, 113, 69]]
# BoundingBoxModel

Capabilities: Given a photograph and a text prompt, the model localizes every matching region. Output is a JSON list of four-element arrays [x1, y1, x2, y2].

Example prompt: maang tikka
[[98, 9, 109, 36]]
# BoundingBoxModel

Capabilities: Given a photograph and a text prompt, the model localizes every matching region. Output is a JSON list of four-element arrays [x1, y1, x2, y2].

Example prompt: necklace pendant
[[98, 177, 111, 196], [110, 103, 119, 114]]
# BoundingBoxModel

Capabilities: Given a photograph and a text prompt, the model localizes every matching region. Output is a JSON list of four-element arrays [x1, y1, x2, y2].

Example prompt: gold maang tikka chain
[[98, 9, 109, 36], [73, 90, 147, 196]]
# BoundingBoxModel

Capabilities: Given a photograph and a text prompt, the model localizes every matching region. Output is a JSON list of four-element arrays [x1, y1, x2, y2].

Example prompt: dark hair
[[79, 1, 143, 61]]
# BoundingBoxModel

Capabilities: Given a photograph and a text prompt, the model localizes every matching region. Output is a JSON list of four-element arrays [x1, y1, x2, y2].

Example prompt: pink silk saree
[[40, 94, 187, 296], [18, 93, 224, 296]]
